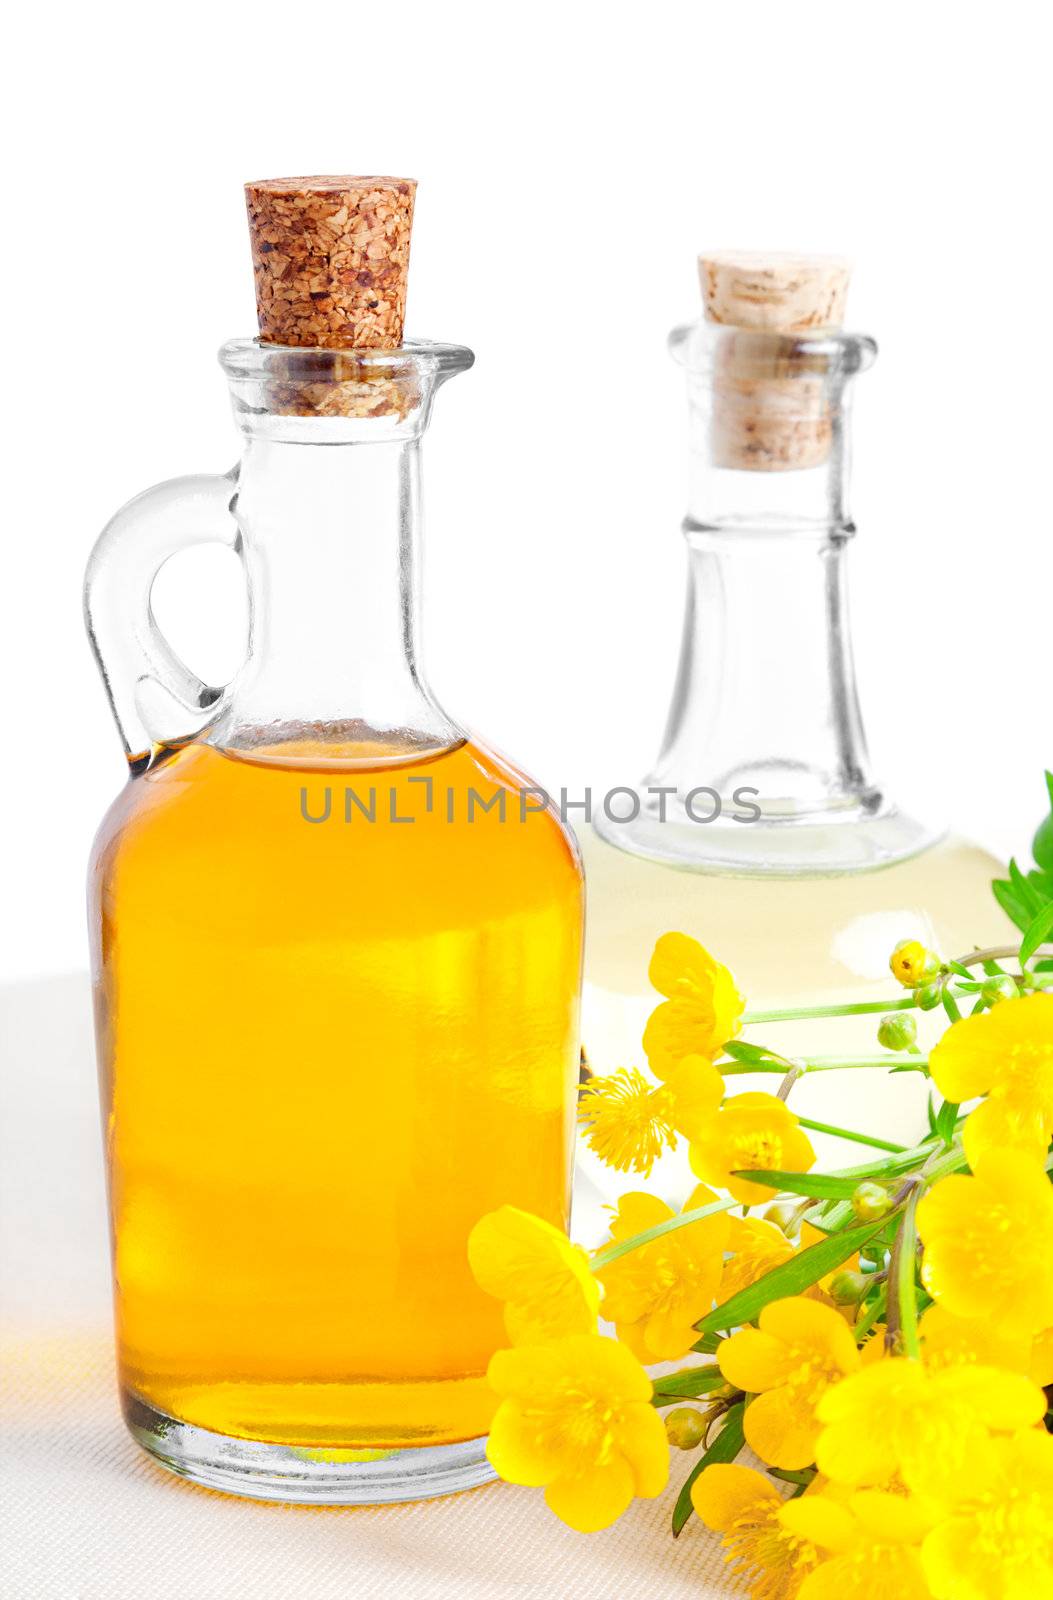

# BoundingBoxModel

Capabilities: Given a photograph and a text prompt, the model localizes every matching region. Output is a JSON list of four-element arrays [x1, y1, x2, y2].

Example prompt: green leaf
[[590, 1196, 738, 1272], [672, 1404, 745, 1537], [1010, 858, 1045, 918], [651, 1365, 727, 1406], [926, 1094, 938, 1135], [732, 1169, 862, 1200], [934, 1099, 959, 1145], [992, 878, 1031, 934], [1021, 900, 1053, 965], [694, 1216, 891, 1334], [722, 1040, 791, 1069], [1033, 773, 1053, 872]]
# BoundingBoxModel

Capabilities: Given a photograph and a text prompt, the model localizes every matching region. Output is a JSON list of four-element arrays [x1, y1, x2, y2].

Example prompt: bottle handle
[[84, 470, 241, 770]]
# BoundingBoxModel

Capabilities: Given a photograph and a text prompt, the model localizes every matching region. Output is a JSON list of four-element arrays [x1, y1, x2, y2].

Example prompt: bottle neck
[[211, 431, 458, 768], [595, 322, 937, 873], [206, 339, 471, 769], [648, 521, 875, 819]]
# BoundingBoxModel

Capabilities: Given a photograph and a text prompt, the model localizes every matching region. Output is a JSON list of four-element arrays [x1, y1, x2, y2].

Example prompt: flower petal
[[613, 1402, 670, 1498], [545, 1459, 636, 1532], [962, 1095, 1050, 1170], [779, 1494, 857, 1552], [718, 1328, 794, 1394], [648, 932, 723, 1000], [744, 1385, 821, 1470], [692, 1462, 780, 1530], [485, 1400, 558, 1486], [759, 1297, 861, 1374], [928, 1011, 1002, 1101]]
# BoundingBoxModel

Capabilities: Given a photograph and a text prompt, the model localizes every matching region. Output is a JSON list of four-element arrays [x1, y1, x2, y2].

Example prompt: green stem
[[887, 1184, 922, 1358], [719, 1054, 930, 1076], [742, 981, 988, 1027], [854, 1283, 888, 1342], [795, 1115, 906, 1153], [743, 997, 916, 1024]]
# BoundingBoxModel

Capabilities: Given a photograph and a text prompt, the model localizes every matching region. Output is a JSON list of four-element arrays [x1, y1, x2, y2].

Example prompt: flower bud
[[876, 1012, 918, 1052], [889, 940, 940, 989], [827, 1270, 869, 1306], [980, 974, 1019, 1006], [915, 981, 943, 1011], [763, 1202, 799, 1236], [665, 1406, 708, 1450], [851, 1181, 891, 1221]]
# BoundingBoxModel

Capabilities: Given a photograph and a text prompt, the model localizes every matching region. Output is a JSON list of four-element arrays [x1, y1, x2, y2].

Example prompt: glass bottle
[[578, 276, 1008, 1189], [86, 334, 583, 1502]]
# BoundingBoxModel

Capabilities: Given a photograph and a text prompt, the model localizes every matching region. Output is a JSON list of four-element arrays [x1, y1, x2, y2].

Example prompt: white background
[[2, 0, 1050, 980]]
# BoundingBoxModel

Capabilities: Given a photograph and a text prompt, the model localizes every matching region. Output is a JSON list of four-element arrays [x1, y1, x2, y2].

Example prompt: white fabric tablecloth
[[1, 974, 740, 1599]]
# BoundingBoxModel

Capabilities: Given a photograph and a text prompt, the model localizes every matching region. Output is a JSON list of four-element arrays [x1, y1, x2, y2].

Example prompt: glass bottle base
[[122, 1390, 496, 1505], [593, 798, 942, 876]]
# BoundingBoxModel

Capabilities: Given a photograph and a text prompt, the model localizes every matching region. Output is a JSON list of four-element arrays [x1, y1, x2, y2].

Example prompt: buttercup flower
[[692, 1462, 824, 1599], [578, 1055, 723, 1176], [467, 1207, 599, 1346], [718, 1297, 860, 1469], [920, 1303, 1053, 1386], [889, 939, 940, 988], [485, 1333, 668, 1531], [814, 1358, 1046, 1495], [920, 1429, 1053, 1599], [643, 932, 744, 1078], [928, 991, 1053, 1166], [688, 1093, 816, 1205], [781, 1490, 932, 1600], [596, 1184, 730, 1361], [718, 1215, 796, 1302], [918, 1151, 1053, 1337]]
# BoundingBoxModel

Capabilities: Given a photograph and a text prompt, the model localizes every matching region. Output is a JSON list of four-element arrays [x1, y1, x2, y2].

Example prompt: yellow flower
[[692, 1462, 824, 1599], [928, 991, 1053, 1166], [889, 939, 940, 988], [781, 1490, 933, 1600], [719, 1215, 796, 1302], [814, 1358, 1046, 1496], [467, 1207, 599, 1346], [643, 932, 744, 1078], [688, 1092, 816, 1205], [920, 1429, 1053, 1598], [918, 1151, 1053, 1337], [485, 1333, 668, 1531], [718, 1297, 860, 1469], [578, 1055, 723, 1176], [920, 1302, 1053, 1386], [596, 1184, 730, 1361]]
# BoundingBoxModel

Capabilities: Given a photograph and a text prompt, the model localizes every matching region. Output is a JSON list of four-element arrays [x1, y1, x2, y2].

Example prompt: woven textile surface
[[1, 975, 737, 1600]]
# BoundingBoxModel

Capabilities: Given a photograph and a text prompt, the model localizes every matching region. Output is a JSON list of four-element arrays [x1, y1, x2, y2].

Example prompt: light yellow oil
[[577, 828, 1011, 1206], [89, 738, 583, 1449]]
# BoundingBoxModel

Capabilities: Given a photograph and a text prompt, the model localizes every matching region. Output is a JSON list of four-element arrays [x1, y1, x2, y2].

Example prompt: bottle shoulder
[[89, 737, 583, 919]]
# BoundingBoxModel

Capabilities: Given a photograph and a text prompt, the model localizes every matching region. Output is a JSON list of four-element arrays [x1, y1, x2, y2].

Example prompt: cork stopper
[[245, 176, 416, 349], [697, 252, 853, 471], [700, 252, 851, 333]]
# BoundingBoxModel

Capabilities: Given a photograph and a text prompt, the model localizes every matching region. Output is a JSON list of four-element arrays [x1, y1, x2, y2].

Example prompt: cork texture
[[698, 252, 852, 471], [245, 176, 416, 350], [700, 252, 850, 333]]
